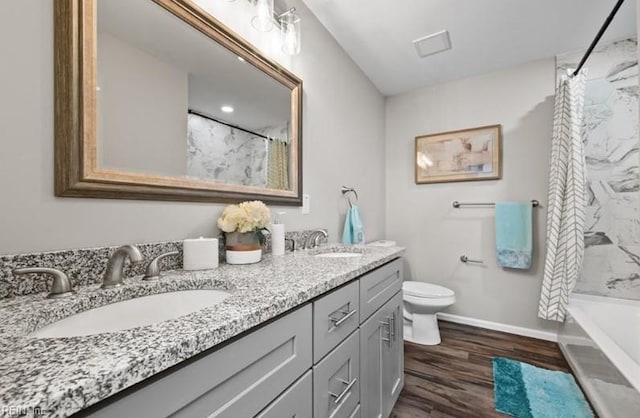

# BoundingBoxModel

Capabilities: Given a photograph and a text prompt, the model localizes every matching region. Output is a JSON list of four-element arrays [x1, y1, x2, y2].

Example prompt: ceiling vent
[[413, 30, 451, 58]]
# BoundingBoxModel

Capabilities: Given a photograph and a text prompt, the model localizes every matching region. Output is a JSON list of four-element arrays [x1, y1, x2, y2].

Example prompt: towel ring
[[341, 186, 358, 208]]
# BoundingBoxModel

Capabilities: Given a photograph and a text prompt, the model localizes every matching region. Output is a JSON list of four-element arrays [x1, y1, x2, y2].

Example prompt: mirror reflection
[[96, 0, 293, 190]]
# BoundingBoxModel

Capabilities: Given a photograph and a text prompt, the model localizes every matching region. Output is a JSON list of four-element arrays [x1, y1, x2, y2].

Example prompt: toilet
[[402, 281, 456, 345]]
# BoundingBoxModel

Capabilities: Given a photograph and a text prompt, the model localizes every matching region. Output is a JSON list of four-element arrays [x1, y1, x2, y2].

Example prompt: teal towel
[[495, 201, 532, 269], [342, 206, 365, 245]]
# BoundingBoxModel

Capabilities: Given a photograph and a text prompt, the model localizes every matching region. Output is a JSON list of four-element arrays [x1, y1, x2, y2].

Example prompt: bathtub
[[558, 294, 640, 418]]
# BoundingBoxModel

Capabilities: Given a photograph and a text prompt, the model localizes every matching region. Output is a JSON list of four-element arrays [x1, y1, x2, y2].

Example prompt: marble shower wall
[[557, 38, 640, 300], [186, 114, 290, 188], [187, 113, 268, 187]]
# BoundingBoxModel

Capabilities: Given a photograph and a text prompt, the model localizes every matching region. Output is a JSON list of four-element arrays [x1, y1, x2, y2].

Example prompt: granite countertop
[[0, 244, 404, 418]]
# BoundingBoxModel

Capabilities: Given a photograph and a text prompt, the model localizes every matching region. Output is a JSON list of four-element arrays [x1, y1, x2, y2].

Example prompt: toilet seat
[[403, 281, 454, 299]]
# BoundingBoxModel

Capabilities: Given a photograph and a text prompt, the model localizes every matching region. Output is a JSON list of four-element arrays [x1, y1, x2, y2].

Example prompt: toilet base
[[403, 313, 441, 345]]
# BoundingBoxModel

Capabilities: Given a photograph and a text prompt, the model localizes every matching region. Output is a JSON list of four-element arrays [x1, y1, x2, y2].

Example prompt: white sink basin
[[31, 290, 231, 338], [314, 252, 363, 259]]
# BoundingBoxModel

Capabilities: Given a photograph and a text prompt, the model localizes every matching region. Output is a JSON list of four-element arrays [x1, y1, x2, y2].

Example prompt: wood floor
[[391, 321, 575, 418]]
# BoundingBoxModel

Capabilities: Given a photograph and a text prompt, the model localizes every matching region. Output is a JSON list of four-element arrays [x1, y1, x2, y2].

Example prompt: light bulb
[[251, 0, 273, 32]]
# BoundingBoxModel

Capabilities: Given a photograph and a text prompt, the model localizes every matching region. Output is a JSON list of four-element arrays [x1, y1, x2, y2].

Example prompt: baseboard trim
[[437, 313, 558, 342]]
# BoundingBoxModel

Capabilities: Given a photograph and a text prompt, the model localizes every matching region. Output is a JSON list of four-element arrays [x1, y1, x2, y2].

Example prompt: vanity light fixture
[[221, 106, 234, 113], [236, 1, 302, 54], [251, 0, 274, 32], [278, 8, 301, 56]]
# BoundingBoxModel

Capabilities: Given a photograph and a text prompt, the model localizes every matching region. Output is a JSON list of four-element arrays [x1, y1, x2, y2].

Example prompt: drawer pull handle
[[329, 378, 357, 405], [380, 319, 392, 344], [390, 312, 396, 341], [330, 309, 357, 327]]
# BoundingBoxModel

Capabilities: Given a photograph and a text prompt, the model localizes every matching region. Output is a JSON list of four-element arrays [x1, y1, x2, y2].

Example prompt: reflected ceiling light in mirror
[[279, 8, 300, 56], [221, 106, 234, 113], [251, 0, 274, 32]]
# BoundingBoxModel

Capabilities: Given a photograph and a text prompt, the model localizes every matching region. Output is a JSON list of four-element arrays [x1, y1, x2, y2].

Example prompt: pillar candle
[[183, 237, 219, 270]]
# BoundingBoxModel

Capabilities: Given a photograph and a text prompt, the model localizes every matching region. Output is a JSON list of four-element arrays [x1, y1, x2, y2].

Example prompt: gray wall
[[98, 31, 188, 176], [0, 0, 386, 254], [385, 58, 558, 333]]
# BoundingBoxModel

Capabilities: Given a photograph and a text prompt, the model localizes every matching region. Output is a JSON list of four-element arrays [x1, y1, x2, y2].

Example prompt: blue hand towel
[[495, 201, 532, 269], [342, 206, 365, 245]]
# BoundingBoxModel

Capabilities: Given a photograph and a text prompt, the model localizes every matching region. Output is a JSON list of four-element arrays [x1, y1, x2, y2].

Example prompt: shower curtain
[[538, 71, 587, 322], [267, 139, 289, 190]]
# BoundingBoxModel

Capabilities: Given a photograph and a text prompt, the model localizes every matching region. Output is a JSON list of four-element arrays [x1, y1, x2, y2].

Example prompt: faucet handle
[[143, 251, 179, 281], [12, 267, 76, 299], [284, 238, 298, 252]]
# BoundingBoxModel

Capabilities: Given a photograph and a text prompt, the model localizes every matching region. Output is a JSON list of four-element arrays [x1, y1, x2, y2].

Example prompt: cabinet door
[[256, 371, 312, 418], [382, 291, 404, 417], [87, 305, 312, 418], [313, 330, 360, 418], [359, 306, 388, 418]]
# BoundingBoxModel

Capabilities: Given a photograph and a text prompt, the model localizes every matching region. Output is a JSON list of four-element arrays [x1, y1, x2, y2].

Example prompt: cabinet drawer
[[313, 281, 359, 363], [87, 305, 312, 418], [256, 370, 312, 418], [313, 330, 360, 418], [359, 259, 402, 323]]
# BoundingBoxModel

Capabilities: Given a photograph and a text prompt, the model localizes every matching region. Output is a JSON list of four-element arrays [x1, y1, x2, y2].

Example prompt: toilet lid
[[403, 281, 454, 298]]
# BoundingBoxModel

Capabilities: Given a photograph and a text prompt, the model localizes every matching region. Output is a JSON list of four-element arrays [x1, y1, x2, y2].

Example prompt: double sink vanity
[[0, 244, 405, 417]]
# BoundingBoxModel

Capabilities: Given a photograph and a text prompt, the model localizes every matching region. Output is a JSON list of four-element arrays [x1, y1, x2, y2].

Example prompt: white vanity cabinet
[[79, 258, 403, 418]]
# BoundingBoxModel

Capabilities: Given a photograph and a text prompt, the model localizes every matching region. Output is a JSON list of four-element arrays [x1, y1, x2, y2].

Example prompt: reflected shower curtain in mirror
[[538, 71, 587, 322], [267, 139, 289, 190]]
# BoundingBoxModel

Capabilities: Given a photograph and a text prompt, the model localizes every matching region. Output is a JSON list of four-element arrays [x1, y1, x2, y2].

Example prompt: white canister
[[183, 237, 219, 270], [269, 223, 285, 256]]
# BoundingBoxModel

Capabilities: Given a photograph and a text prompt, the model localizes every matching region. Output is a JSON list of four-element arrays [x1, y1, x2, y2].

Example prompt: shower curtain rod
[[572, 0, 626, 77], [188, 109, 281, 142]]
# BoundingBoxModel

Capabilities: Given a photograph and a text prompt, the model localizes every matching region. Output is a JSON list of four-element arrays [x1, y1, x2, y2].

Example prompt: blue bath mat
[[492, 357, 593, 418]]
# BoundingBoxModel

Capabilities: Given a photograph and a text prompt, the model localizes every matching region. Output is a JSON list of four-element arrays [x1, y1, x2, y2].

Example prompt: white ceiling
[[302, 0, 637, 96]]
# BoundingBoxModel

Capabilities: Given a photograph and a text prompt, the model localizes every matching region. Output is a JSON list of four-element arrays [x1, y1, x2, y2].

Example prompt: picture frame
[[415, 124, 501, 184]]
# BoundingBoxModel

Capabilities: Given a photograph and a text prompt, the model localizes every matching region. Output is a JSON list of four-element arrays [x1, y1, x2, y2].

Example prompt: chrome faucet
[[12, 267, 75, 299], [305, 230, 328, 249], [101, 245, 143, 289]]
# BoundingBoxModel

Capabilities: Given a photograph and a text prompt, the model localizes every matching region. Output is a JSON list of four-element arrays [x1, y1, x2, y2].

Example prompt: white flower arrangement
[[217, 200, 271, 238]]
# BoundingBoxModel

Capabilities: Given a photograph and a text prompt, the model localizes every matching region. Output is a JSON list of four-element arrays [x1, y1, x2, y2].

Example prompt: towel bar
[[453, 200, 540, 208]]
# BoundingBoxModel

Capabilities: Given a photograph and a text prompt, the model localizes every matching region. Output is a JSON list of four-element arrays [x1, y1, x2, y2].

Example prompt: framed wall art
[[415, 125, 501, 184]]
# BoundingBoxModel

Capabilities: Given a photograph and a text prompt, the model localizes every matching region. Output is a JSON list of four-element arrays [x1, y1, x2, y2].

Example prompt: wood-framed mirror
[[54, 0, 303, 205]]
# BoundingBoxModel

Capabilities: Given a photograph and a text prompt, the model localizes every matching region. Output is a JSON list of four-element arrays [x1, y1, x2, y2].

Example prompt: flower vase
[[225, 231, 262, 265]]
